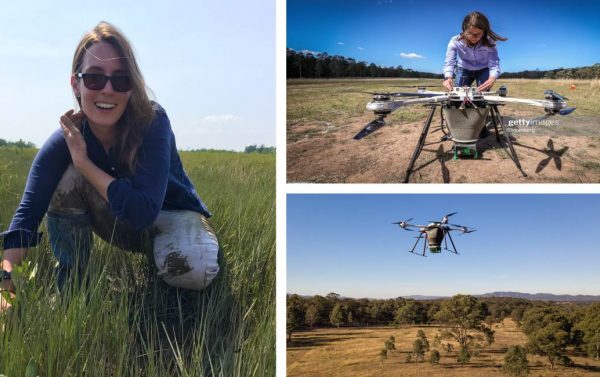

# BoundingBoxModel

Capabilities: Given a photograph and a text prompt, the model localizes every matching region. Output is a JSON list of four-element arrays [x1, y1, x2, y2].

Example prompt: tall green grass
[[0, 148, 275, 376]]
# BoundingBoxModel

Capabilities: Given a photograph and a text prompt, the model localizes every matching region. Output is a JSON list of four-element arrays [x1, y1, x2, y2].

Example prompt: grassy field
[[287, 319, 600, 377], [287, 78, 600, 183], [287, 78, 600, 132], [0, 148, 275, 376]]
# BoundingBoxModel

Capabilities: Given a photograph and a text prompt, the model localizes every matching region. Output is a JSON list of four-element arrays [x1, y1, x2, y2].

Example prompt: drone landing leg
[[491, 105, 527, 177], [489, 106, 501, 142], [409, 234, 427, 257], [446, 232, 459, 255], [404, 105, 437, 183], [409, 234, 424, 253]]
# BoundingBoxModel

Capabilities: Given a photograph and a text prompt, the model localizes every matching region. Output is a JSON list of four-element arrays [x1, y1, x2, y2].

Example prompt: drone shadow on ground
[[353, 119, 385, 140], [512, 138, 569, 173], [412, 126, 500, 183], [412, 142, 454, 183]]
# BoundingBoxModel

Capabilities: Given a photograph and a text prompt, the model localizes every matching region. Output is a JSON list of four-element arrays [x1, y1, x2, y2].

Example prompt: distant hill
[[401, 295, 446, 300], [478, 291, 600, 302], [290, 292, 600, 302]]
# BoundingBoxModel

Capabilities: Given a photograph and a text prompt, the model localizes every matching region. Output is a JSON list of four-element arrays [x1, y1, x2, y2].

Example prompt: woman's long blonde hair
[[458, 11, 507, 47], [72, 21, 155, 175]]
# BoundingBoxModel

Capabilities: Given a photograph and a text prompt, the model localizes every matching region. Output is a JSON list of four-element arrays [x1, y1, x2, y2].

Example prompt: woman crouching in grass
[[0, 21, 219, 311]]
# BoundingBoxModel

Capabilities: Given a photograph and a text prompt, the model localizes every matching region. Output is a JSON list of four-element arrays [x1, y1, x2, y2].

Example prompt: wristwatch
[[0, 270, 11, 282]]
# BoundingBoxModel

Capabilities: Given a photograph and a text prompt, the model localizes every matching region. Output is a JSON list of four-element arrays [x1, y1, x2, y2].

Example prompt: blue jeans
[[47, 211, 92, 291], [455, 67, 489, 87], [47, 165, 220, 292]]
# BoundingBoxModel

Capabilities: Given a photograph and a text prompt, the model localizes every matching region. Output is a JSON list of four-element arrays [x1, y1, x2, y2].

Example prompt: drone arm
[[483, 95, 567, 110], [367, 95, 447, 114]]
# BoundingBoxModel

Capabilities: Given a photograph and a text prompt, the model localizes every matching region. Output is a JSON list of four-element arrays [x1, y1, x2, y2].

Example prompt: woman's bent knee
[[153, 211, 220, 290]]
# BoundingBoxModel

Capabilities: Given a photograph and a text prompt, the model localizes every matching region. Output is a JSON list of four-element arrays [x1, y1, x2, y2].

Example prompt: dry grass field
[[287, 319, 600, 377], [287, 78, 600, 183]]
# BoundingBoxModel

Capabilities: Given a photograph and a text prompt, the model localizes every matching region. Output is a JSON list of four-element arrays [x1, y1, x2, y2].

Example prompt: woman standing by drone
[[443, 11, 507, 92], [0, 21, 219, 311]]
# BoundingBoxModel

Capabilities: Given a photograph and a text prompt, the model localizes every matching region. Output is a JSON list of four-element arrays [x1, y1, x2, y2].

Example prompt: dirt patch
[[287, 112, 600, 183]]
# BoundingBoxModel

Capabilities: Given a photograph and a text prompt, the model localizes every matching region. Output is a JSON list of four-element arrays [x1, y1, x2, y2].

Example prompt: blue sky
[[287, 0, 600, 74], [0, 0, 274, 151], [287, 194, 600, 298]]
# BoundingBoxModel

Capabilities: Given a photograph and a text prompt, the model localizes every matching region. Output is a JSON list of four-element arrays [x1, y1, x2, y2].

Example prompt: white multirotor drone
[[354, 85, 576, 182]]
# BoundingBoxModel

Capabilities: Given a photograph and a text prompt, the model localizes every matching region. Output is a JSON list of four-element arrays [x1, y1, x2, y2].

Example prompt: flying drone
[[393, 212, 475, 256], [356, 85, 576, 182]]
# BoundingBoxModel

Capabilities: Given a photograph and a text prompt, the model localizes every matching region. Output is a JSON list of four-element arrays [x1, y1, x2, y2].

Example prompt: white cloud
[[337, 42, 344, 45], [299, 49, 320, 55], [399, 52, 425, 59], [357, 46, 364, 50]]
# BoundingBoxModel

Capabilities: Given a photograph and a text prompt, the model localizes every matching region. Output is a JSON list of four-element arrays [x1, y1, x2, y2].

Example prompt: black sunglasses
[[77, 73, 133, 92]]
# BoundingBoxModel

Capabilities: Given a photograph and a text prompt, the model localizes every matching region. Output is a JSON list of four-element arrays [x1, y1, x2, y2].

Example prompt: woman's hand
[[443, 78, 454, 92], [60, 110, 88, 169], [477, 77, 496, 92]]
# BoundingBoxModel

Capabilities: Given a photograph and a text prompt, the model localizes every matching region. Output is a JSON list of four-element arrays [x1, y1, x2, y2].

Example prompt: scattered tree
[[522, 307, 572, 370], [379, 348, 388, 363], [429, 350, 441, 365], [417, 330, 430, 352], [457, 345, 472, 365], [444, 343, 454, 355], [502, 345, 529, 377], [384, 336, 396, 354], [412, 339, 426, 362], [482, 326, 496, 346], [435, 295, 490, 349]]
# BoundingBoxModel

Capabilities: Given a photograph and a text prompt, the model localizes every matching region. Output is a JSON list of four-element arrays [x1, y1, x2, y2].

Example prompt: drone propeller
[[449, 224, 476, 233], [559, 107, 577, 115], [393, 218, 415, 230], [440, 212, 457, 224]]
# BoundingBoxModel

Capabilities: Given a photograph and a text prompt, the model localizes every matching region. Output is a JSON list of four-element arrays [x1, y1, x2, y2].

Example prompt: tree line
[[0, 138, 36, 149], [0, 140, 275, 154], [287, 49, 443, 79], [500, 64, 600, 80], [244, 144, 275, 154], [287, 292, 532, 331], [287, 293, 600, 371], [287, 49, 600, 80]]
